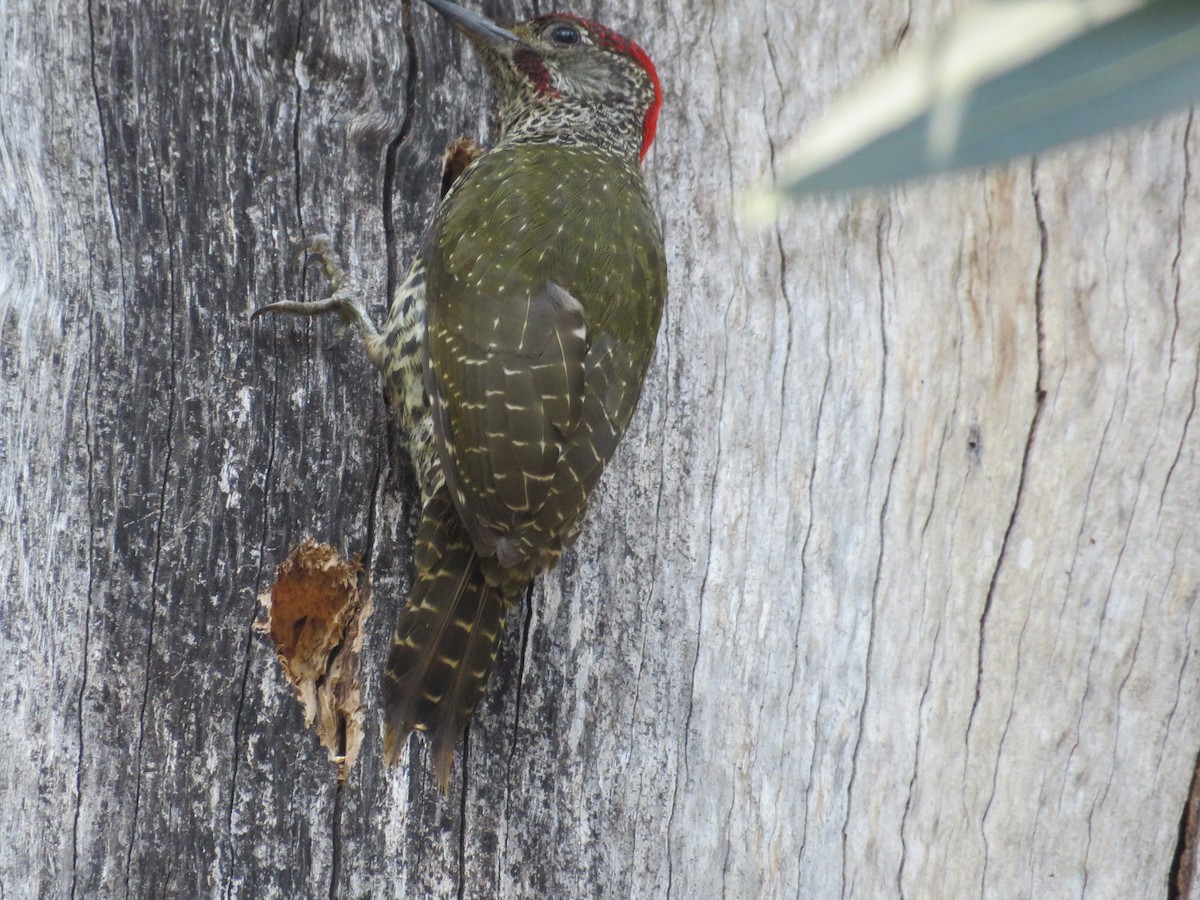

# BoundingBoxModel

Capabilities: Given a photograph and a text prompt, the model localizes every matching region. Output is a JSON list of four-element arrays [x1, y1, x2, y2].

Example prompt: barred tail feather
[[382, 488, 511, 792], [426, 575, 508, 789]]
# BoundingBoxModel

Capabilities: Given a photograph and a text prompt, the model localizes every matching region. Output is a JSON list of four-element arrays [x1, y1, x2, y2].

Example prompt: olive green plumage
[[378, 4, 666, 792], [255, 0, 666, 793], [380, 137, 665, 786], [427, 142, 664, 577]]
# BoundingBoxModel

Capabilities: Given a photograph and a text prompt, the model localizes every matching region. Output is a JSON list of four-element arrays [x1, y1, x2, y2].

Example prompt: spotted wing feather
[[481, 284, 586, 512], [427, 281, 590, 562], [424, 142, 666, 568]]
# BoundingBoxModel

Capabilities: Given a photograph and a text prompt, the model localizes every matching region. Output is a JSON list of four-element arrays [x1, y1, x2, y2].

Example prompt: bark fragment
[[257, 539, 371, 778]]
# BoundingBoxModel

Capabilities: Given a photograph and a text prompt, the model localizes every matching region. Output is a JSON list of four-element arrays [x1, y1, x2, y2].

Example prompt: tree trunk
[[4, 0, 1198, 896]]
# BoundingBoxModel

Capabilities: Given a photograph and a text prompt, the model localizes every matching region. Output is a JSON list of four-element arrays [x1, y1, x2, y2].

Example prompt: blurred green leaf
[[751, 0, 1200, 210]]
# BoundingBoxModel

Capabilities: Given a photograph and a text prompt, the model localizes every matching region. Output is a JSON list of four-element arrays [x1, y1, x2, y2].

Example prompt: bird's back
[[423, 140, 667, 578]]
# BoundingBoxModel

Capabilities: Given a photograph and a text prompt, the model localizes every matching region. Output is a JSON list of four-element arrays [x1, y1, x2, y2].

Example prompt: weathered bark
[[3, 0, 1197, 897]]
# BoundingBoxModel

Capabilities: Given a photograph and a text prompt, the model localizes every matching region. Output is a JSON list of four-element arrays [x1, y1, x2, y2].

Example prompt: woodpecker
[[255, 0, 666, 791]]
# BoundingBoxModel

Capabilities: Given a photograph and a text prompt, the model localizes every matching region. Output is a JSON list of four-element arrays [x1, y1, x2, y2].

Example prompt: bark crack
[[86, 0, 122, 250], [1159, 109, 1194, 517], [124, 171, 180, 900], [1104, 576, 1149, 800], [979, 557, 1038, 889], [919, 419, 950, 539], [77, 22, 121, 888], [1064, 152, 1148, 820], [772, 21, 830, 816], [897, 613, 943, 900], [783, 278, 831, 738], [761, 39, 795, 468], [669, 22, 732, 891], [967, 162, 1048, 739], [223, 407, 276, 900], [626, 611, 651, 876], [291, 0, 306, 234], [719, 787, 736, 900], [841, 210, 900, 898], [842, 427, 903, 899], [71, 265, 99, 900], [362, 458, 383, 579], [223, 182, 290, 900], [673, 293, 727, 771], [799, 689, 825, 860], [500, 583, 536, 867], [456, 736, 469, 900], [1074, 425, 1146, 815], [757, 23, 806, 876], [222, 4, 309, 890], [1156, 544, 1192, 778], [324, 461, 381, 899], [328, 780, 345, 900], [648, 288, 674, 891], [968, 160, 1049, 893], [1166, 110, 1192, 381], [1080, 796, 1096, 895], [627, 615, 649, 741], [667, 283, 730, 897], [1161, 346, 1199, 511], [384, 0, 422, 302], [1058, 403, 1116, 635]]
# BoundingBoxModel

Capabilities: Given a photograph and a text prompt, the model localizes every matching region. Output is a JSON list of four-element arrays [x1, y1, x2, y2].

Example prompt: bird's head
[[423, 0, 662, 163]]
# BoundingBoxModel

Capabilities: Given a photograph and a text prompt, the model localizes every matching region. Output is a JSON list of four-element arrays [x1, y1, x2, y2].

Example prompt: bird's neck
[[498, 95, 645, 163]]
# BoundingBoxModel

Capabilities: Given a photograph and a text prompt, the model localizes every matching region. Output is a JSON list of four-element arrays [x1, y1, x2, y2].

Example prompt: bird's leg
[[253, 234, 387, 370]]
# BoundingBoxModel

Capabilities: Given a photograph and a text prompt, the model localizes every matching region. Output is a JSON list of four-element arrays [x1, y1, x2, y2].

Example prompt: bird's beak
[[422, 0, 522, 46]]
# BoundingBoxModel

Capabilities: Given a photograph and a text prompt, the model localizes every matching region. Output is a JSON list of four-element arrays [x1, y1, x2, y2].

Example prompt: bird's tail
[[382, 487, 517, 791]]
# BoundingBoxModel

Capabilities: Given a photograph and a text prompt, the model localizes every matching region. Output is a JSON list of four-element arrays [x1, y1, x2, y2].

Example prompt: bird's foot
[[252, 235, 383, 348]]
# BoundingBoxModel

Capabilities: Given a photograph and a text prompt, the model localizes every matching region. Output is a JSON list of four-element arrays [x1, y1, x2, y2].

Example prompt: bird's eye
[[546, 23, 581, 46]]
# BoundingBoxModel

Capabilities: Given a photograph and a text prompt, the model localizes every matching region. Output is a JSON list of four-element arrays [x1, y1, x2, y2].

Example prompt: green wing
[[423, 143, 666, 570]]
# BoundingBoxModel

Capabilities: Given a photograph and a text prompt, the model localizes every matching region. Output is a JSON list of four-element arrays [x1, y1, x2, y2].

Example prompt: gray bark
[[3, 0, 1198, 897]]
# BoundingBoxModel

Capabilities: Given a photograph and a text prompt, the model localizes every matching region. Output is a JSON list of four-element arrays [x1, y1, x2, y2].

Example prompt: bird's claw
[[250, 295, 359, 326], [290, 234, 347, 292], [252, 235, 382, 345]]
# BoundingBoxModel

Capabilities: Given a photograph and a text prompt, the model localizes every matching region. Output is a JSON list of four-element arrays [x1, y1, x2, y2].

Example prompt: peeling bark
[[257, 539, 369, 775]]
